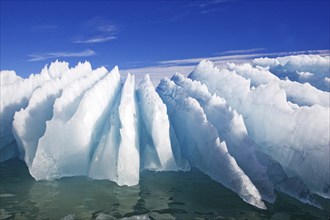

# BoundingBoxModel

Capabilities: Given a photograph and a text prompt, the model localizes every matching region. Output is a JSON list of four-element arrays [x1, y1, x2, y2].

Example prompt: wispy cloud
[[157, 53, 262, 66], [189, 0, 230, 8], [74, 36, 116, 44], [216, 48, 266, 55], [75, 18, 118, 44], [158, 49, 330, 66], [28, 49, 96, 62], [186, 0, 232, 14], [96, 24, 117, 33], [200, 8, 218, 14]]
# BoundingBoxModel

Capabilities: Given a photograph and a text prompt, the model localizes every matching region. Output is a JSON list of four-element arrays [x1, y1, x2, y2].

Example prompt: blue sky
[[1, 0, 329, 78]]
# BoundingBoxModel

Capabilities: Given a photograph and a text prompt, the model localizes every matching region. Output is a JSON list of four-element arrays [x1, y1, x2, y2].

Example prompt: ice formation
[[1, 54, 329, 209], [189, 59, 330, 200], [252, 54, 330, 91]]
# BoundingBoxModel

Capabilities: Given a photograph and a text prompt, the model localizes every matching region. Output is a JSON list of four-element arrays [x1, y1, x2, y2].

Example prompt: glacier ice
[[1, 54, 329, 209], [157, 77, 266, 209], [137, 75, 177, 171], [12, 62, 100, 168], [0, 70, 23, 86], [1, 61, 69, 162], [227, 62, 329, 107], [31, 66, 121, 180], [189, 60, 330, 199], [252, 54, 330, 92], [170, 73, 276, 203], [116, 74, 140, 186]]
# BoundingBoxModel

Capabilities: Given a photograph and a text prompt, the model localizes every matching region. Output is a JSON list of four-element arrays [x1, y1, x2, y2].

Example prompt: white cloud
[[74, 36, 116, 44], [216, 48, 266, 55], [200, 8, 218, 14], [189, 0, 230, 8], [157, 53, 265, 66], [28, 49, 96, 62], [75, 18, 118, 44], [186, 0, 231, 14], [97, 24, 117, 33]]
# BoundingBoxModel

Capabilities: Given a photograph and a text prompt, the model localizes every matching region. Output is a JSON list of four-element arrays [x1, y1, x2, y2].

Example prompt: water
[[0, 159, 329, 220]]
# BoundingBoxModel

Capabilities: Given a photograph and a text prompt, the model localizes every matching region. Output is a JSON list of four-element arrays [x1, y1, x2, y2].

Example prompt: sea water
[[0, 159, 329, 219]]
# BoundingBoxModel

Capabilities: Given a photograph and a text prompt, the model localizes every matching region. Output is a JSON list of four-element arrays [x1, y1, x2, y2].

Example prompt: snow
[[1, 54, 329, 209]]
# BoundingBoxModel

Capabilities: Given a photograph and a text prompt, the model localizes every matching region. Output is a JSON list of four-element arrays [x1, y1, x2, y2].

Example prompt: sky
[[1, 0, 329, 79]]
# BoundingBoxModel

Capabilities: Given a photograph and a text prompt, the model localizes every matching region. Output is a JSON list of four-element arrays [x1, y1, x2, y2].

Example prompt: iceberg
[[12, 62, 99, 168], [0, 61, 69, 162], [170, 73, 276, 203], [189, 60, 330, 199], [31, 65, 121, 180], [227, 62, 329, 107], [157, 77, 266, 209], [0, 70, 23, 86], [1, 55, 329, 209]]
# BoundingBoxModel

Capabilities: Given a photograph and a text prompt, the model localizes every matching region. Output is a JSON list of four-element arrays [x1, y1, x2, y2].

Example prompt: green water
[[0, 159, 329, 219]]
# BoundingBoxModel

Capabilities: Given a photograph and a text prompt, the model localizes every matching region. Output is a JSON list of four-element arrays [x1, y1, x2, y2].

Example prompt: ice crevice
[[1, 55, 329, 210]]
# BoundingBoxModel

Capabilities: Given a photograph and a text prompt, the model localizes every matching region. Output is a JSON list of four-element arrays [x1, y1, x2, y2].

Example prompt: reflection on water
[[0, 159, 329, 219]]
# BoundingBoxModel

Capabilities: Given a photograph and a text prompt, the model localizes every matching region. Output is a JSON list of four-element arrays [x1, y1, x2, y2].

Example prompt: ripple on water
[[0, 159, 329, 219]]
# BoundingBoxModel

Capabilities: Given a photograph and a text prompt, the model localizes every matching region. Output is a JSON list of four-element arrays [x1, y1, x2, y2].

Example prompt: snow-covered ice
[[1, 54, 329, 209]]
